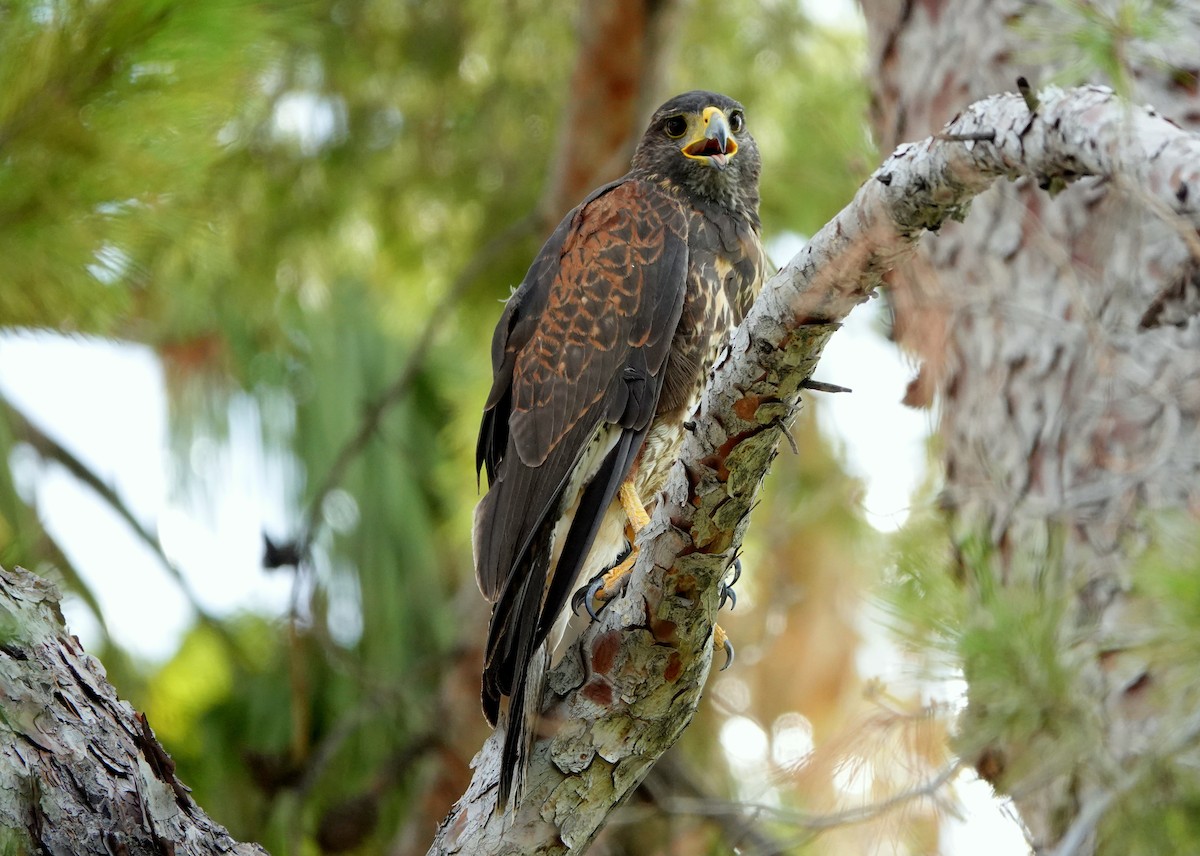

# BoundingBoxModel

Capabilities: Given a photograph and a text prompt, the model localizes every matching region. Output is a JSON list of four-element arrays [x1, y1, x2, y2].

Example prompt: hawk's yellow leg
[[595, 481, 650, 600], [713, 623, 734, 670], [592, 482, 734, 668], [620, 480, 651, 532]]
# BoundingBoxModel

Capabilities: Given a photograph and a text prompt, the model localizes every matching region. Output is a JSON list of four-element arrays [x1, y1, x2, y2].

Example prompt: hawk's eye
[[664, 116, 688, 138], [729, 110, 745, 134]]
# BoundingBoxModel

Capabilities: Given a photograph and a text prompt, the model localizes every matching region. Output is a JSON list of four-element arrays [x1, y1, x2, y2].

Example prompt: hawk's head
[[631, 90, 761, 213]]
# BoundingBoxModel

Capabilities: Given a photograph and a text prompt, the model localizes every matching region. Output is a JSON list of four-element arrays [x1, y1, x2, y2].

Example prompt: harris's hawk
[[474, 90, 768, 806]]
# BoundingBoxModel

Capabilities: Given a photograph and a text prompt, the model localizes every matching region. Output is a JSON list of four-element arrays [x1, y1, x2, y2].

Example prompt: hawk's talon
[[714, 624, 734, 671], [584, 576, 607, 621], [572, 545, 637, 622], [719, 557, 742, 611], [570, 583, 589, 617], [569, 576, 608, 621]]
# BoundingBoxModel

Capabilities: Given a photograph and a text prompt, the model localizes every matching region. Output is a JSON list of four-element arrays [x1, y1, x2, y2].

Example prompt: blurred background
[[0, 0, 1031, 853]]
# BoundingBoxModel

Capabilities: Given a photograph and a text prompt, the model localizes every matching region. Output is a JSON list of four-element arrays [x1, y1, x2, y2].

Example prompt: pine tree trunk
[[862, 0, 1200, 851], [0, 566, 266, 856]]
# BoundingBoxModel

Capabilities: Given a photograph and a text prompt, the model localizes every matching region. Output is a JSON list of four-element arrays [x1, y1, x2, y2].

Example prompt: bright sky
[[801, 0, 863, 30]]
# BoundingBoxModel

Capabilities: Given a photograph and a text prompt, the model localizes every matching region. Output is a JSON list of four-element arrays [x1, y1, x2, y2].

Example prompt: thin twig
[[937, 130, 997, 142], [800, 378, 853, 394], [1017, 76, 1039, 112], [632, 751, 789, 855], [659, 761, 960, 839]]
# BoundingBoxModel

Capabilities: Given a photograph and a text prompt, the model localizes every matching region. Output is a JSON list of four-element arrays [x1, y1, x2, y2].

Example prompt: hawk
[[474, 90, 768, 806]]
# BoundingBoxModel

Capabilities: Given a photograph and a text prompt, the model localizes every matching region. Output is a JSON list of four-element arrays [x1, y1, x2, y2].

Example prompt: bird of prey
[[474, 90, 768, 806]]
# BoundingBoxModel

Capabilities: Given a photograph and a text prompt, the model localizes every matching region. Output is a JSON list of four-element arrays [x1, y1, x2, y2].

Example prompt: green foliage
[[144, 621, 236, 752], [1098, 762, 1200, 856], [0, 0, 298, 331], [0, 827, 29, 856], [887, 508, 1094, 789], [954, 550, 1094, 785], [1136, 514, 1200, 648], [879, 408, 1200, 856], [1014, 0, 1190, 95], [0, 413, 34, 571], [884, 502, 965, 658], [290, 283, 455, 679], [891, 505, 1200, 840]]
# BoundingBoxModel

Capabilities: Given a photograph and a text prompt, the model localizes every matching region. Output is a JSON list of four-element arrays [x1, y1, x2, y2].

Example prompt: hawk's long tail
[[499, 641, 548, 810]]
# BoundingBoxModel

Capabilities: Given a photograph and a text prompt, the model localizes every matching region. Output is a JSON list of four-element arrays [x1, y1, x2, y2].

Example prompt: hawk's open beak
[[682, 107, 738, 170]]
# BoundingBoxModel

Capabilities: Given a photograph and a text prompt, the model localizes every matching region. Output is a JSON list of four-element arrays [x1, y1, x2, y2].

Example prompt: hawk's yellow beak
[[682, 107, 738, 169]]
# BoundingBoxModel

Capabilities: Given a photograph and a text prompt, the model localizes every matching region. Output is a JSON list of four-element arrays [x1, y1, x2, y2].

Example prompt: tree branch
[[0, 564, 266, 855], [429, 84, 1200, 853], [632, 750, 789, 854]]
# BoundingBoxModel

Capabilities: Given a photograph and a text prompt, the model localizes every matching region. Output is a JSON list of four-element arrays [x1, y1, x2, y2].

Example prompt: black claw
[[584, 577, 606, 621], [719, 557, 742, 611], [573, 546, 636, 621], [720, 637, 735, 671], [572, 577, 607, 621]]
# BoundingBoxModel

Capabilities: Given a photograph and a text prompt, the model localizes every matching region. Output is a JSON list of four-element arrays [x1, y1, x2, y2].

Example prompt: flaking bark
[[864, 3, 1200, 851], [430, 85, 1200, 853], [0, 565, 266, 856]]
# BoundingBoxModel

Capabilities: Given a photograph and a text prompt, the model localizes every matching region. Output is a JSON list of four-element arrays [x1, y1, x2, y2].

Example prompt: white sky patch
[[855, 597, 914, 689], [87, 243, 131, 286], [817, 301, 930, 531], [800, 0, 865, 31], [770, 711, 815, 769], [768, 232, 930, 532], [0, 333, 169, 524], [721, 714, 770, 766], [943, 771, 1033, 855], [271, 91, 347, 155], [720, 714, 781, 806], [0, 333, 293, 661]]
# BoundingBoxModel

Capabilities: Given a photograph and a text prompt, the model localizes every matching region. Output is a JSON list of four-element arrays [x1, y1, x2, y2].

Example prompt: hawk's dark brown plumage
[[474, 91, 768, 806]]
